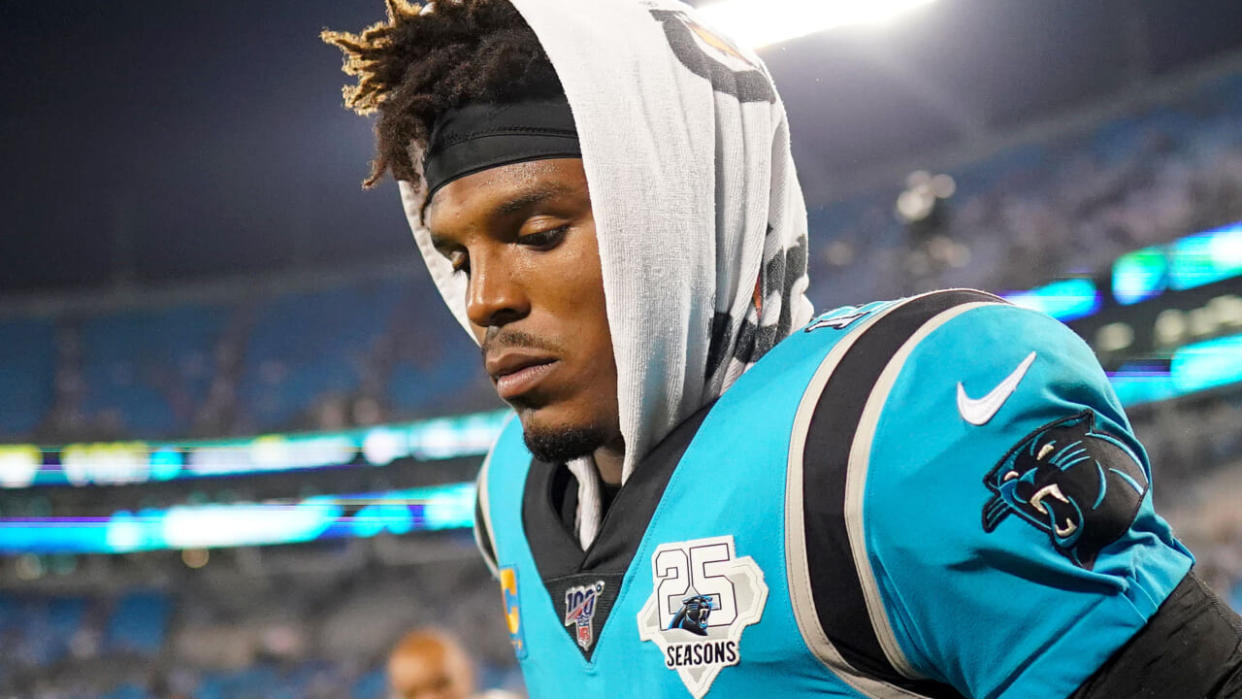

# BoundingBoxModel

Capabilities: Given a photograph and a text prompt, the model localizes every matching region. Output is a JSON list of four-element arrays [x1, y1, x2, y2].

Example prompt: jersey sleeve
[[861, 303, 1193, 698]]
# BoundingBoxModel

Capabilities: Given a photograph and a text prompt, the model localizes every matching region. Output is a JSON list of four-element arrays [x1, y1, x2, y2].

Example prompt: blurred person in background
[[388, 628, 519, 699], [387, 628, 473, 699], [326, 0, 1242, 696]]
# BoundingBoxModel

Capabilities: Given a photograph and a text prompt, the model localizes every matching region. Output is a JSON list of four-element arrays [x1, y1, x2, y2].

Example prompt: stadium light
[[695, 0, 936, 50]]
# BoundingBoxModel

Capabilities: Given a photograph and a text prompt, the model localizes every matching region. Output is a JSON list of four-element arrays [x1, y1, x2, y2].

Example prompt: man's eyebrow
[[492, 183, 575, 217], [426, 182, 577, 246]]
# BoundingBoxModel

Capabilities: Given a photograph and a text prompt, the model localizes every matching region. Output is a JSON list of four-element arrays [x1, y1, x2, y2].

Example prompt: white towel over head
[[400, 0, 814, 547]]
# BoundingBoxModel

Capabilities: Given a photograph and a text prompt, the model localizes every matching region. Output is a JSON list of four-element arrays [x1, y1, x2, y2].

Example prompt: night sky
[[1, 1, 410, 292]]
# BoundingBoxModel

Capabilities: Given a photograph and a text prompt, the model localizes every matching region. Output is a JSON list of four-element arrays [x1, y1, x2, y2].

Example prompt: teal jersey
[[475, 289, 1192, 698]]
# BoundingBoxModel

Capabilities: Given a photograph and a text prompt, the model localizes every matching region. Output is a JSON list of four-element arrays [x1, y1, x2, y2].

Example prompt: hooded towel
[[400, 0, 814, 546]]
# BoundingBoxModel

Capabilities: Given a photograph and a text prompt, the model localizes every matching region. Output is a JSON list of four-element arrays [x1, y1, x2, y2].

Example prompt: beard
[[522, 424, 607, 464]]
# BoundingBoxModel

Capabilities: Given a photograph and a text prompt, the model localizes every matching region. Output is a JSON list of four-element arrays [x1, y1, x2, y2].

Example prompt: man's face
[[425, 158, 621, 462], [387, 639, 471, 699]]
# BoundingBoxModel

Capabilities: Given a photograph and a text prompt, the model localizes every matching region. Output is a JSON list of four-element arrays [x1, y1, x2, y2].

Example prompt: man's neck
[[593, 437, 625, 486]]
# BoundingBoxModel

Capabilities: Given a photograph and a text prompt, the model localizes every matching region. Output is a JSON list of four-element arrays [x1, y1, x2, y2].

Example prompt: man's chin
[[519, 416, 606, 464]]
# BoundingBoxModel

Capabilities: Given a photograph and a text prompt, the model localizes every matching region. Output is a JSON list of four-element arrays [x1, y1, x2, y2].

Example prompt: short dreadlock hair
[[322, 0, 563, 188]]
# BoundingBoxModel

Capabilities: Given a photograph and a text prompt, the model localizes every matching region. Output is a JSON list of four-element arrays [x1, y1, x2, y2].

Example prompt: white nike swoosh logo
[[956, 351, 1037, 426]]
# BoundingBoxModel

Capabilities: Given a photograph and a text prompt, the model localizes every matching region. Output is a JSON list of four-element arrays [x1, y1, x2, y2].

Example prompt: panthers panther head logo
[[982, 411, 1149, 570], [668, 594, 716, 636]]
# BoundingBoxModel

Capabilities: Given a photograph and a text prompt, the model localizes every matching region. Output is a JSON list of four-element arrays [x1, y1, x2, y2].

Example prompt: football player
[[326, 1, 1242, 696], [388, 628, 475, 699]]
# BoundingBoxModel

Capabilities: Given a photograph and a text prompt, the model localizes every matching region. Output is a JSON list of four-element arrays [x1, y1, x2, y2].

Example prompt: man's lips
[[485, 351, 559, 400]]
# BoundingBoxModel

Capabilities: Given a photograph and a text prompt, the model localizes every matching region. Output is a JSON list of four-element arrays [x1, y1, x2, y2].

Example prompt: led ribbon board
[[1112, 221, 1242, 305], [0, 410, 509, 489], [1109, 332, 1242, 407], [1003, 278, 1101, 322], [0, 482, 476, 554]]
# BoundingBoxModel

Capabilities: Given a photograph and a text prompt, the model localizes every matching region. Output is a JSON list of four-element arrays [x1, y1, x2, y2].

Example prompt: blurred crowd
[[0, 275, 495, 445], [1137, 392, 1242, 495], [806, 72, 1242, 309], [0, 543, 520, 699], [1131, 391, 1242, 613]]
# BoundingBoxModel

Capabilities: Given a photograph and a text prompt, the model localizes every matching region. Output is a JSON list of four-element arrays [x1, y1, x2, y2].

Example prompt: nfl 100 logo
[[563, 580, 606, 651]]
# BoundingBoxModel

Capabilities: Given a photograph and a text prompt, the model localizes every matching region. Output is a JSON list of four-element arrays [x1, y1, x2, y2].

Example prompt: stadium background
[[3, 0, 1242, 696]]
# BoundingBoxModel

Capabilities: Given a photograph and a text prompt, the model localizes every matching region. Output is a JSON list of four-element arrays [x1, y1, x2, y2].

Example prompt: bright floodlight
[[696, 0, 936, 50]]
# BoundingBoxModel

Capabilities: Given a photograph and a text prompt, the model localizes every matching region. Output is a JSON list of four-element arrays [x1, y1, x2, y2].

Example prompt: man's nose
[[464, 254, 529, 328]]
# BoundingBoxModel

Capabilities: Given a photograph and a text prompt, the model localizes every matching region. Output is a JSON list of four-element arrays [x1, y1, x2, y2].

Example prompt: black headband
[[423, 96, 581, 201]]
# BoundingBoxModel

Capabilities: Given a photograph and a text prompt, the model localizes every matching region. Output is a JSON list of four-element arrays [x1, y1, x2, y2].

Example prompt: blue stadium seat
[[351, 667, 387, 699], [194, 665, 283, 699], [0, 318, 55, 436], [0, 596, 18, 633], [81, 304, 228, 436], [387, 354, 477, 415], [105, 591, 170, 656], [240, 280, 406, 430], [6, 596, 83, 667], [101, 683, 153, 699]]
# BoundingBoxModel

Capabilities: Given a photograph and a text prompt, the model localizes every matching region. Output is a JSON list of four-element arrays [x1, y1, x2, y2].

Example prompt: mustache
[[480, 328, 561, 358]]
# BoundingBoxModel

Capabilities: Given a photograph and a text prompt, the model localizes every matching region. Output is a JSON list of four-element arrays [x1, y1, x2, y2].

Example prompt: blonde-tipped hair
[[322, 0, 563, 187]]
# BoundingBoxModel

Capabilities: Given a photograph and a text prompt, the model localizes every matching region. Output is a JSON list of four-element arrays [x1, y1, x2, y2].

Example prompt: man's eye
[[518, 224, 569, 249]]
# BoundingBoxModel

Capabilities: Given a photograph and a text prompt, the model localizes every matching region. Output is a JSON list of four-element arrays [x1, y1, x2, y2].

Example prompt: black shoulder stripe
[[803, 289, 997, 695]]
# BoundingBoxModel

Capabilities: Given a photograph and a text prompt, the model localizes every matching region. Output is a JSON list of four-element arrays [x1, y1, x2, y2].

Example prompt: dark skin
[[387, 630, 473, 699], [425, 158, 625, 484]]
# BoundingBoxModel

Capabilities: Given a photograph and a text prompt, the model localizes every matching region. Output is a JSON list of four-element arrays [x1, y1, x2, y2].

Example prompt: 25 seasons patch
[[637, 535, 767, 698]]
